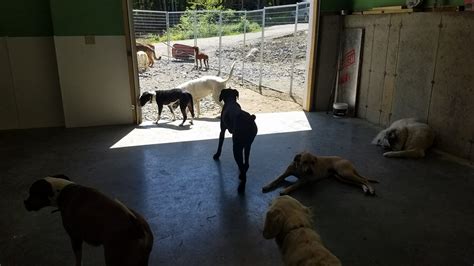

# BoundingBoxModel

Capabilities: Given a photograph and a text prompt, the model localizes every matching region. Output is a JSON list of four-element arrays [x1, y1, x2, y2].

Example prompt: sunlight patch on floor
[[110, 111, 312, 149]]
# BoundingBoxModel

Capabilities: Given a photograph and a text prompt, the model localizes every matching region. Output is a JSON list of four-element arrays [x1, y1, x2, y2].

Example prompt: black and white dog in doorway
[[139, 89, 195, 126]]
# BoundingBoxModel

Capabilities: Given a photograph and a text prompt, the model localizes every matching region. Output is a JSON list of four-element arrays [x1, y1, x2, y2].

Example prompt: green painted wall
[[321, 0, 353, 12], [0, 0, 53, 37], [321, 0, 465, 11], [0, 0, 124, 37], [49, 0, 124, 36], [354, 0, 464, 10]]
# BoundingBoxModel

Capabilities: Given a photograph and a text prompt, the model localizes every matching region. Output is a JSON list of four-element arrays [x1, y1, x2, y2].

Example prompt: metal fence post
[[218, 11, 223, 75], [166, 12, 170, 60], [259, 8, 266, 92], [289, 4, 299, 96], [241, 10, 247, 84], [193, 11, 197, 47]]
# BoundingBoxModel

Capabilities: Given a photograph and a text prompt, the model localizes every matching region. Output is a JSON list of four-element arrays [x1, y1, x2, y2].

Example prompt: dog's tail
[[223, 61, 237, 83], [153, 51, 161, 60]]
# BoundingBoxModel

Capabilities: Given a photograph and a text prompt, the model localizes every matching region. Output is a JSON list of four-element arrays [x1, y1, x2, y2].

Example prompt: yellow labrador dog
[[262, 152, 377, 196], [263, 195, 341, 266], [372, 118, 435, 158]]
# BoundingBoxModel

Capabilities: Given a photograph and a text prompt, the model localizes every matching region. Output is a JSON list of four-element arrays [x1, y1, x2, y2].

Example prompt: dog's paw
[[363, 185, 376, 196], [237, 181, 246, 195], [189, 121, 194, 125], [262, 186, 271, 193], [213, 154, 220, 160], [238, 185, 246, 195], [179, 123, 184, 127]]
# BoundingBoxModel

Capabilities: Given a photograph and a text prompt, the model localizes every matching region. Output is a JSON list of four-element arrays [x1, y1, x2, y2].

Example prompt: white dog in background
[[372, 118, 435, 158], [137, 51, 149, 73], [263, 195, 341, 266], [177, 61, 236, 117]]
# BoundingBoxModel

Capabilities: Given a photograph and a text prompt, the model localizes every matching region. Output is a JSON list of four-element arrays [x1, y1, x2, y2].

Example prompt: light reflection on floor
[[110, 111, 312, 149]]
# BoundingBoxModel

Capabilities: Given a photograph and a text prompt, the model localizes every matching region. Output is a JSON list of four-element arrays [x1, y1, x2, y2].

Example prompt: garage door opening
[[131, 3, 310, 127]]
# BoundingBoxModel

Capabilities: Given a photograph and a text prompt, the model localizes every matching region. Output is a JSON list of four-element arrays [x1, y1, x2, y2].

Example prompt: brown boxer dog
[[24, 175, 153, 266]]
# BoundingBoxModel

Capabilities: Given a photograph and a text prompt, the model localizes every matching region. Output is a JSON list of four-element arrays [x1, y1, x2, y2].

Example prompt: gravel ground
[[139, 31, 307, 122]]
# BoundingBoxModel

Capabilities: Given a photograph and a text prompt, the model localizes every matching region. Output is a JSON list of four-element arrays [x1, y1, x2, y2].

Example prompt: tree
[[133, 0, 303, 11]]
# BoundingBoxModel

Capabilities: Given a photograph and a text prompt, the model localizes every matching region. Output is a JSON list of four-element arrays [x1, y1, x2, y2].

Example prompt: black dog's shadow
[[193, 117, 220, 122], [137, 121, 193, 131]]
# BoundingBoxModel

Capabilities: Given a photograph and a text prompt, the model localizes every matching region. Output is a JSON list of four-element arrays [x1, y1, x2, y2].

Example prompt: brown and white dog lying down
[[262, 152, 377, 196], [24, 175, 153, 266], [263, 195, 341, 266]]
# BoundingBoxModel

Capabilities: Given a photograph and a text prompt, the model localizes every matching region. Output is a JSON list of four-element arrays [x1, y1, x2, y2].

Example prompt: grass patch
[[139, 10, 261, 43]]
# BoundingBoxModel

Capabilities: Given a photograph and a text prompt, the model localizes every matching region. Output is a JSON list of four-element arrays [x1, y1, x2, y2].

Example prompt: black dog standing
[[139, 89, 195, 127], [213, 88, 258, 194]]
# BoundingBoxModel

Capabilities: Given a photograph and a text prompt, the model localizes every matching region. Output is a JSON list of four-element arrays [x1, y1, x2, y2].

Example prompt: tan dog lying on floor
[[263, 195, 341, 266], [262, 152, 377, 196], [24, 175, 154, 266]]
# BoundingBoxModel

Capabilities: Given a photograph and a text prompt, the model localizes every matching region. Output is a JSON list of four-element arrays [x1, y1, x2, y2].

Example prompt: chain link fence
[[133, 2, 310, 104]]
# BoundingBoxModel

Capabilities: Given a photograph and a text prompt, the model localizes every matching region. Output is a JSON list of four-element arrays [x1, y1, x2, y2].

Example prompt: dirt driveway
[[139, 60, 302, 122]]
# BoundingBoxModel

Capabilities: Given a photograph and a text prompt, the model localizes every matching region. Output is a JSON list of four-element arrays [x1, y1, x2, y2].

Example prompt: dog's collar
[[44, 177, 74, 207], [286, 224, 308, 234], [278, 224, 309, 245]]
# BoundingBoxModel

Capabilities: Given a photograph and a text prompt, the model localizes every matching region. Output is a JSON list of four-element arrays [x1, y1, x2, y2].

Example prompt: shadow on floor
[[1, 112, 473, 266]]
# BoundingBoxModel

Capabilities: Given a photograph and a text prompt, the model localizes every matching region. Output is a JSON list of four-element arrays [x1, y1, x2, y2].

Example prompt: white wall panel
[[54, 36, 133, 128], [0, 38, 18, 130], [8, 37, 64, 128]]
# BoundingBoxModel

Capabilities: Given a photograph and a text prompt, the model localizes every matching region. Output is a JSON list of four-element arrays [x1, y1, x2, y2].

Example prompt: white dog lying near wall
[[176, 61, 236, 117], [372, 118, 435, 158], [137, 51, 149, 73], [263, 195, 341, 266]]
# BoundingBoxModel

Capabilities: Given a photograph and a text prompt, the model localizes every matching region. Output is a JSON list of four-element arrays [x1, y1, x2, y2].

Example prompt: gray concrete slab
[[379, 15, 402, 127], [384, 15, 402, 76], [391, 13, 442, 122], [1, 112, 473, 266], [314, 15, 341, 111], [366, 16, 390, 125], [380, 75, 396, 127], [428, 14, 474, 160]]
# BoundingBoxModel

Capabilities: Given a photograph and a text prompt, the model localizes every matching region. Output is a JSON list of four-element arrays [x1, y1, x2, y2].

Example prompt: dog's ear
[[263, 208, 284, 239], [293, 153, 302, 162], [50, 174, 70, 180], [233, 89, 239, 99], [219, 91, 224, 102]]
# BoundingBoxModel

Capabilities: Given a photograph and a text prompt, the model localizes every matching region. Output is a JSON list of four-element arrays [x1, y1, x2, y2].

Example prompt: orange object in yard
[[172, 43, 195, 60], [465, 0, 474, 10]]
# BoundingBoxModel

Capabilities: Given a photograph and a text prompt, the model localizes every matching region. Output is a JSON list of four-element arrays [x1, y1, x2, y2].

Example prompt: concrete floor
[[1, 112, 473, 266]]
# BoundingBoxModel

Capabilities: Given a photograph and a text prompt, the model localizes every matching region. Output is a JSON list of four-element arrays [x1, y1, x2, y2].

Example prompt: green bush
[[143, 10, 261, 43]]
